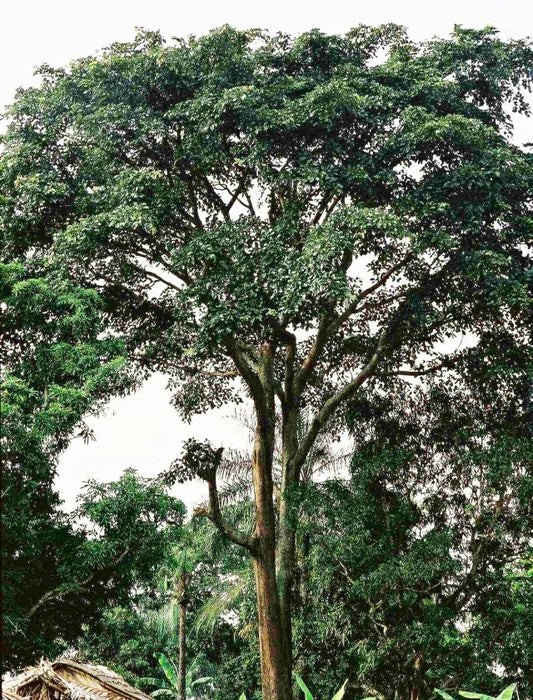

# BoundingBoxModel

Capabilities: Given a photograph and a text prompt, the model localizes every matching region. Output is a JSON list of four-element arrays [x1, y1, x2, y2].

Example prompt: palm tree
[[144, 545, 196, 700], [174, 550, 193, 700]]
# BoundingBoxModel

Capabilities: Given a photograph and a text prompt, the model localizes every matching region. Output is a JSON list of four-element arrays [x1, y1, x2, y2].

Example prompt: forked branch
[[292, 328, 389, 469]]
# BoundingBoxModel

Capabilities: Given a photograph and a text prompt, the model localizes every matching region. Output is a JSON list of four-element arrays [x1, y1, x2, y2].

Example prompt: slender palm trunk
[[410, 654, 424, 700], [177, 574, 188, 700]]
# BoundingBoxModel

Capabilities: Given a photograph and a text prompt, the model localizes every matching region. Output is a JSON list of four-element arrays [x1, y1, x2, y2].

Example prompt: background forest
[[1, 19, 532, 700]]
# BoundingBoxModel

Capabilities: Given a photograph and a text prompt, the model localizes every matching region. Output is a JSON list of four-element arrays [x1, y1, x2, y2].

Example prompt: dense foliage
[[2, 467, 185, 671], [0, 255, 186, 670], [73, 379, 533, 698], [293, 379, 532, 698]]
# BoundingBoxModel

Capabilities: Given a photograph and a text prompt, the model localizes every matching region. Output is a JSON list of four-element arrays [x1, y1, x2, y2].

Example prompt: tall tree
[[2, 25, 532, 699], [149, 543, 198, 700]]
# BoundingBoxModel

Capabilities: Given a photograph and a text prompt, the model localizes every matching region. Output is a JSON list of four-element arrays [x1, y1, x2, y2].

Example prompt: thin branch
[[321, 193, 344, 224], [311, 191, 333, 226], [335, 252, 413, 329], [226, 176, 247, 211], [198, 369, 239, 378], [184, 180, 205, 231], [376, 360, 451, 378], [130, 263, 184, 293], [201, 175, 232, 221], [166, 363, 240, 379], [294, 310, 335, 395], [356, 289, 406, 314], [243, 190, 257, 217], [295, 253, 412, 394]]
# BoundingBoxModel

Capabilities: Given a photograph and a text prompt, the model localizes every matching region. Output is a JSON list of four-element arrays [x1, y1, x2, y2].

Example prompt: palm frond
[[144, 600, 179, 641], [217, 476, 254, 507], [194, 572, 250, 633], [218, 448, 252, 482]]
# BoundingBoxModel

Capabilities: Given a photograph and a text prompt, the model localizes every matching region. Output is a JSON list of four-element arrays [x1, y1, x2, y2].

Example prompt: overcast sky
[[2, 0, 532, 511]]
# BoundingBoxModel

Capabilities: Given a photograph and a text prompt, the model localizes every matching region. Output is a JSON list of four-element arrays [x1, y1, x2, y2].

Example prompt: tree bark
[[251, 412, 292, 700], [276, 496, 296, 669], [276, 404, 300, 671], [253, 546, 292, 700]]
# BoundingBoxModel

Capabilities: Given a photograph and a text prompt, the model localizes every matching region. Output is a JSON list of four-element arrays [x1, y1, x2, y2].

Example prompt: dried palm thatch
[[2, 660, 152, 700]]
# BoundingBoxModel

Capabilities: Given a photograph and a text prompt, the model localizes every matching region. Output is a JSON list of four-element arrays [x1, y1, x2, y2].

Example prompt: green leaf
[[139, 678, 163, 687], [293, 672, 314, 700], [496, 686, 517, 700], [435, 691, 456, 700], [459, 693, 494, 700], [238, 695, 247, 700], [331, 680, 348, 700], [190, 677, 213, 687], [151, 690, 175, 698], [154, 652, 178, 689]]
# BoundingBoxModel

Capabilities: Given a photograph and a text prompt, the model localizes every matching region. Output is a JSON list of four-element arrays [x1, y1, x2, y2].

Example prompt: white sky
[[2, 0, 532, 511]]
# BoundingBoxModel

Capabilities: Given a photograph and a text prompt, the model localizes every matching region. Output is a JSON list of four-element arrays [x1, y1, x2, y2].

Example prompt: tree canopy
[[2, 465, 186, 671], [2, 25, 531, 404]]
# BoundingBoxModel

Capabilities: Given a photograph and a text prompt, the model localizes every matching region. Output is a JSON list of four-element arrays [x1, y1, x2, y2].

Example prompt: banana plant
[[293, 672, 376, 700], [435, 683, 517, 700], [142, 652, 213, 700]]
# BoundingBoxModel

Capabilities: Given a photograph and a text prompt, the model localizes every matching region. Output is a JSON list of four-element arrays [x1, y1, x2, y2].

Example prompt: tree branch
[[195, 475, 256, 553], [376, 360, 451, 378], [26, 548, 131, 619], [201, 175, 232, 221], [335, 252, 413, 328], [293, 328, 389, 469], [294, 311, 335, 396], [226, 176, 247, 211], [224, 336, 271, 422], [295, 254, 412, 395]]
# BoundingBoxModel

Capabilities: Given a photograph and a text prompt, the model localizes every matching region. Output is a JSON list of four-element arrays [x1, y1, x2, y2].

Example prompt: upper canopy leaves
[[1, 24, 532, 418]]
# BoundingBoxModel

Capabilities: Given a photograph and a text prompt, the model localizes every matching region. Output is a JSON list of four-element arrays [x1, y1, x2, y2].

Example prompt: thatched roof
[[2, 660, 152, 700]]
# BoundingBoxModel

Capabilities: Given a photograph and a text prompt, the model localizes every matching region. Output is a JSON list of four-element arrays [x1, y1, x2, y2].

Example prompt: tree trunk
[[293, 530, 311, 679], [276, 405, 300, 672], [253, 546, 292, 700], [178, 575, 188, 700], [252, 416, 292, 700], [410, 653, 424, 700], [277, 489, 297, 671]]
